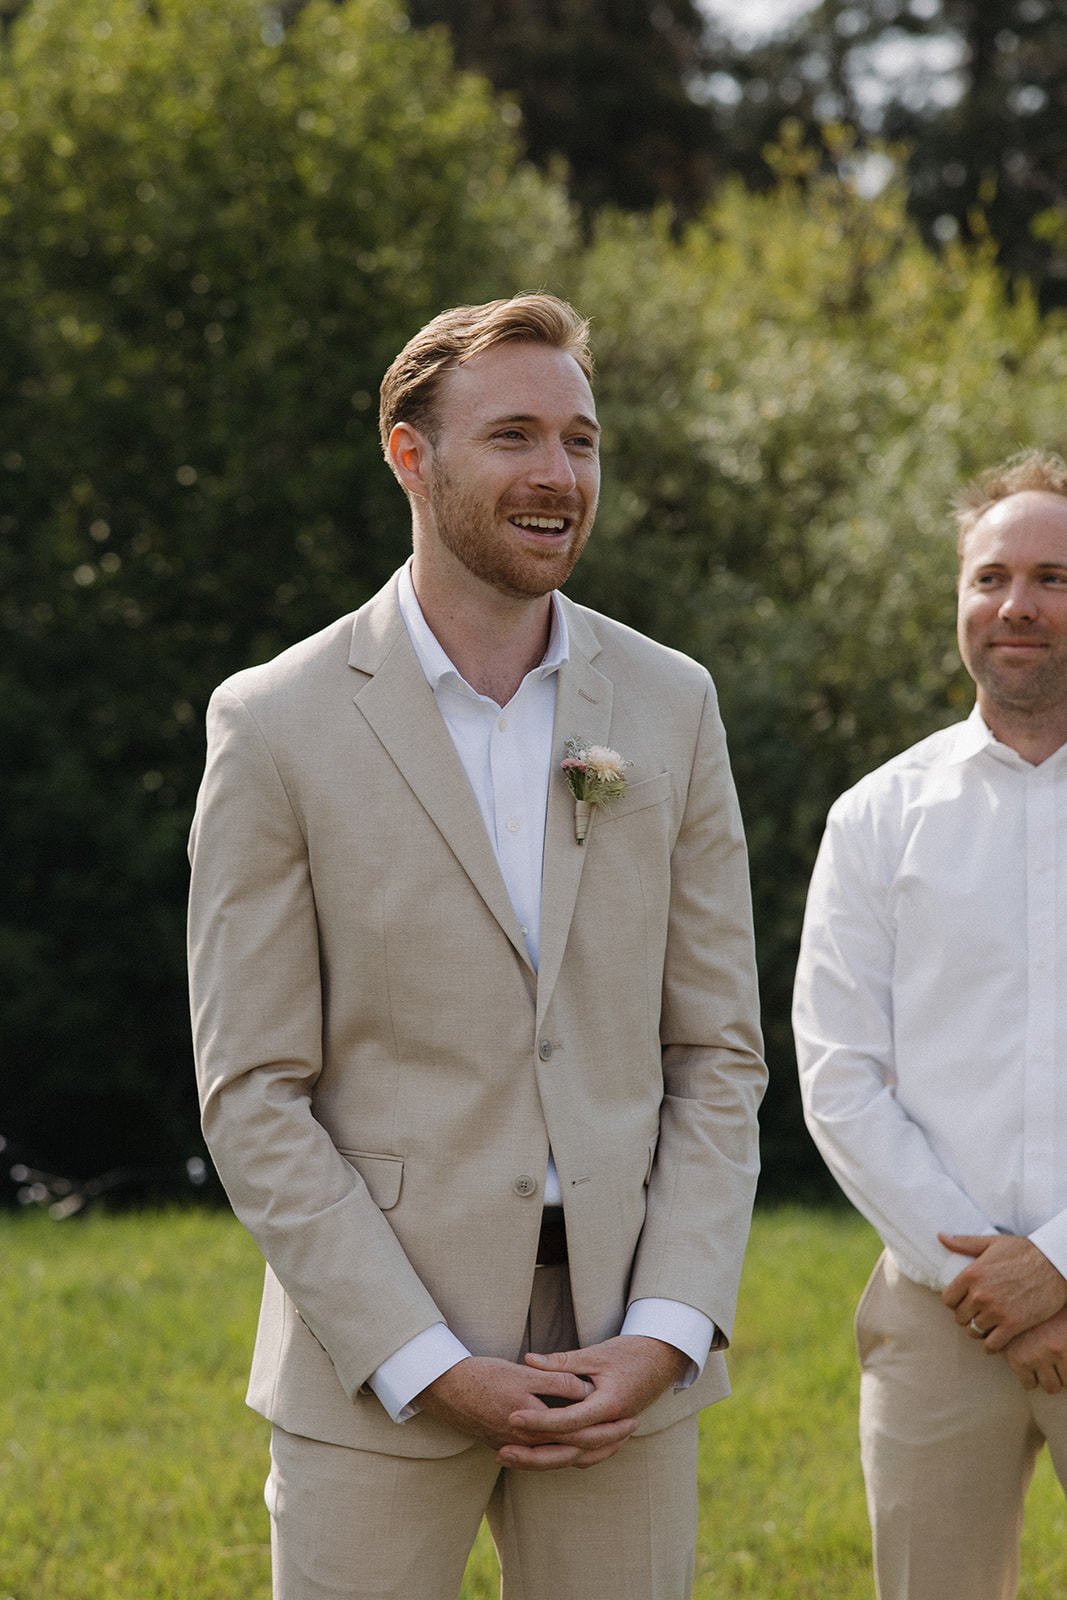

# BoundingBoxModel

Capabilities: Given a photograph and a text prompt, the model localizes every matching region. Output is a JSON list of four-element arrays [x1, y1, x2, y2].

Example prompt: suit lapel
[[349, 583, 534, 972], [536, 604, 613, 1029], [347, 580, 616, 1006]]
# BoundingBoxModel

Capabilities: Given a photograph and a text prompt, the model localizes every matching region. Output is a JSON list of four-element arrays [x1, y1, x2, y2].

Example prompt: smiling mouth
[[509, 514, 569, 533]]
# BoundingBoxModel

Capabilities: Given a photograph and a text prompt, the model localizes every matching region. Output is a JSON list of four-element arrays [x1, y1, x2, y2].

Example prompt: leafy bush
[[0, 0, 572, 1173], [4, 5, 1067, 1197], [564, 153, 1067, 1190]]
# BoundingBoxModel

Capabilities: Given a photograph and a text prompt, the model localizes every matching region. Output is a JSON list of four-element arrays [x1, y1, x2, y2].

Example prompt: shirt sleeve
[[1028, 1217, 1067, 1282], [368, 1324, 471, 1424], [793, 799, 998, 1291], [621, 1298, 714, 1388]]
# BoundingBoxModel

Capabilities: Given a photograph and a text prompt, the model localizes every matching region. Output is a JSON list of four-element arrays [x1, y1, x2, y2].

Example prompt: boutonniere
[[561, 737, 632, 845]]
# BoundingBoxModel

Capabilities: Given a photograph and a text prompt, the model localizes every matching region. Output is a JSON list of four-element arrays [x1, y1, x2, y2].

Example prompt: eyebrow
[[971, 560, 1067, 574], [488, 411, 601, 437]]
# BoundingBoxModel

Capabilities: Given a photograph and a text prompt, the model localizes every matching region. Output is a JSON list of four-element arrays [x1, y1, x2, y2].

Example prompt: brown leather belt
[[536, 1206, 568, 1266]]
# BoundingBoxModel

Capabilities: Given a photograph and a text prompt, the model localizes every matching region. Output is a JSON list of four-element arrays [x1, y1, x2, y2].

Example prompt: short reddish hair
[[379, 293, 593, 459]]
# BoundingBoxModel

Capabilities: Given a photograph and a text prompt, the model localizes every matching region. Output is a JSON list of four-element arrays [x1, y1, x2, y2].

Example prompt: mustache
[[505, 496, 586, 517]]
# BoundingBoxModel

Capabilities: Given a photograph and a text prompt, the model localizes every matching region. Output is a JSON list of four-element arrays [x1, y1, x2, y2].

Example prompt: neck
[[410, 545, 554, 707], [978, 696, 1067, 766]]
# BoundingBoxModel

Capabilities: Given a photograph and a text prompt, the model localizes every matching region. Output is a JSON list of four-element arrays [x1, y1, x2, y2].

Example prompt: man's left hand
[[939, 1232, 1067, 1351], [497, 1336, 689, 1471]]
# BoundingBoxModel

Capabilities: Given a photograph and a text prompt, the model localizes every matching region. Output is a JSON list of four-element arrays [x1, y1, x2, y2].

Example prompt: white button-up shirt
[[368, 563, 712, 1421], [794, 706, 1067, 1291]]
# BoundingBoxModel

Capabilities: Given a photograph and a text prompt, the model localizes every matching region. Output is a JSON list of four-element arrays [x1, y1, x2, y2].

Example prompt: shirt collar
[[396, 556, 569, 695], [947, 703, 1067, 771], [943, 704, 998, 766]]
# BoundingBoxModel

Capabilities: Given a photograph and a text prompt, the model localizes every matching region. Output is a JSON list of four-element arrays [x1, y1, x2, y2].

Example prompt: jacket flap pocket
[[339, 1149, 403, 1211]]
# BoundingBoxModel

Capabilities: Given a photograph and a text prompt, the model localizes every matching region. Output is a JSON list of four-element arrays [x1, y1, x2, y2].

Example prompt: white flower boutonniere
[[561, 737, 632, 845]]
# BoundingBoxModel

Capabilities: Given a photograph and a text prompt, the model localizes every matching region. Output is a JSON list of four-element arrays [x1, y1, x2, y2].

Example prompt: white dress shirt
[[794, 706, 1067, 1292], [367, 562, 712, 1421]]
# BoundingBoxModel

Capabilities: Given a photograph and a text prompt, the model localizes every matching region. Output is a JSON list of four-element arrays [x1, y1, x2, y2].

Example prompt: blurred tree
[[560, 145, 1067, 1192], [701, 0, 1067, 307], [404, 0, 720, 216], [0, 0, 574, 1178], [4, 1, 1067, 1201]]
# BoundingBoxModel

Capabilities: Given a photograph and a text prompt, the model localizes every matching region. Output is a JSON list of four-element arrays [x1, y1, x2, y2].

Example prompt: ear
[[388, 422, 432, 498]]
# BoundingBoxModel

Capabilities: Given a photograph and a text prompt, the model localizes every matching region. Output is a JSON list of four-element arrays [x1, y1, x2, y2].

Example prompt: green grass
[[0, 1208, 270, 1599], [2, 1206, 1066, 1598]]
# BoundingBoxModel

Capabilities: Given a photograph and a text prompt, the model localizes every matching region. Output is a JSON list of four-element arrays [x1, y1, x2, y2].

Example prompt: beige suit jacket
[[188, 572, 765, 1458]]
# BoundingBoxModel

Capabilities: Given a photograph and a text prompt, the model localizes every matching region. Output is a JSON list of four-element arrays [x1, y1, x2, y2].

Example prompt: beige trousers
[[266, 1266, 700, 1600], [856, 1251, 1067, 1600]]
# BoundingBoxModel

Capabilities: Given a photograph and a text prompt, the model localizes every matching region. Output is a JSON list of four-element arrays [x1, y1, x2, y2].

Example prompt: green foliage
[[0, 0, 573, 1171], [404, 0, 719, 217], [561, 154, 1067, 1190], [704, 0, 1067, 310], [3, 0, 1067, 1197]]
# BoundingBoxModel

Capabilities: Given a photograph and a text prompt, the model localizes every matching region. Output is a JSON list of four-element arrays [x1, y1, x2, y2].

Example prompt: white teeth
[[513, 516, 566, 531]]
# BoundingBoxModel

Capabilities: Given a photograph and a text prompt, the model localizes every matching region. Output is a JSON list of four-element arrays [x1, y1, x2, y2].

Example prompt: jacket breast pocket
[[594, 771, 672, 826], [338, 1149, 403, 1210]]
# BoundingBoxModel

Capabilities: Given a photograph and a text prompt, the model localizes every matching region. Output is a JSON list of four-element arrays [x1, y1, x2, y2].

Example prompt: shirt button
[[498, 717, 508, 732], [520, 924, 529, 937], [513, 1174, 537, 1197], [506, 817, 520, 833], [538, 1039, 553, 1061]]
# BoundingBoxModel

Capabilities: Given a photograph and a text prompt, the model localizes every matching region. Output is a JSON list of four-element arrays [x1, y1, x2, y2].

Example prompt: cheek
[[960, 597, 994, 633]]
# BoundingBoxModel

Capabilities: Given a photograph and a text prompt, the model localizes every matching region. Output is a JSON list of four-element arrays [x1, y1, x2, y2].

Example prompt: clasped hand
[[939, 1231, 1067, 1392], [416, 1336, 688, 1471]]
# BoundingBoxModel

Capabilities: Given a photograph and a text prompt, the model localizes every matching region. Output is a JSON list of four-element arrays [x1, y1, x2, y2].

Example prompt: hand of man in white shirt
[[1000, 1306, 1067, 1393], [939, 1232, 1067, 1350]]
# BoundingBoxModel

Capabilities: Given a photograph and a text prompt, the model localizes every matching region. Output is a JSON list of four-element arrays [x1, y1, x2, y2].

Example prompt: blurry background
[[1, 0, 1065, 1209]]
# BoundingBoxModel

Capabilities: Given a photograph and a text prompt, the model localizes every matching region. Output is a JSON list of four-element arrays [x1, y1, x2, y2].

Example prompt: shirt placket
[[1023, 764, 1057, 1231], [489, 702, 538, 967]]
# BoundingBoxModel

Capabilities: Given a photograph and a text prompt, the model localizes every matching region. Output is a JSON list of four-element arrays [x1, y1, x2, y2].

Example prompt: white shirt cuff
[[1029, 1214, 1067, 1286], [621, 1298, 715, 1389], [367, 1323, 471, 1423]]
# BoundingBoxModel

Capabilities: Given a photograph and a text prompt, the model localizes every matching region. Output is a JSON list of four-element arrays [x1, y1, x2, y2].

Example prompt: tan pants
[[856, 1251, 1067, 1600], [266, 1267, 699, 1600]]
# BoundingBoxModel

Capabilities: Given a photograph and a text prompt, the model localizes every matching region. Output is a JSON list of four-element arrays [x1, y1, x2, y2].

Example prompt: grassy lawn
[[2, 1205, 1066, 1598]]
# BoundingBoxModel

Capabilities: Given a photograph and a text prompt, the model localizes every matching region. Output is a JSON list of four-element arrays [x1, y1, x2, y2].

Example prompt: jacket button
[[513, 1174, 537, 1197], [538, 1038, 553, 1061]]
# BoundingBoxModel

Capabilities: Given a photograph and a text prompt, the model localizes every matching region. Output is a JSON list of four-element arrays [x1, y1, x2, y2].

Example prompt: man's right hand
[[1001, 1306, 1067, 1393], [414, 1356, 637, 1469]]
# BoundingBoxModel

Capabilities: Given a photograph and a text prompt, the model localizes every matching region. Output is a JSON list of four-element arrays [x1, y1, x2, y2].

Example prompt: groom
[[188, 293, 765, 1599]]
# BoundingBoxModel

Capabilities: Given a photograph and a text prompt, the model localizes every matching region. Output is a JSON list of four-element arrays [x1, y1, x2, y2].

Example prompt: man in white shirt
[[188, 294, 765, 1598], [793, 449, 1067, 1600]]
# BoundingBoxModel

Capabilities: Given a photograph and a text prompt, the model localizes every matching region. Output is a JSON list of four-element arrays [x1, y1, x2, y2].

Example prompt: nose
[[531, 439, 576, 495], [999, 579, 1037, 622]]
